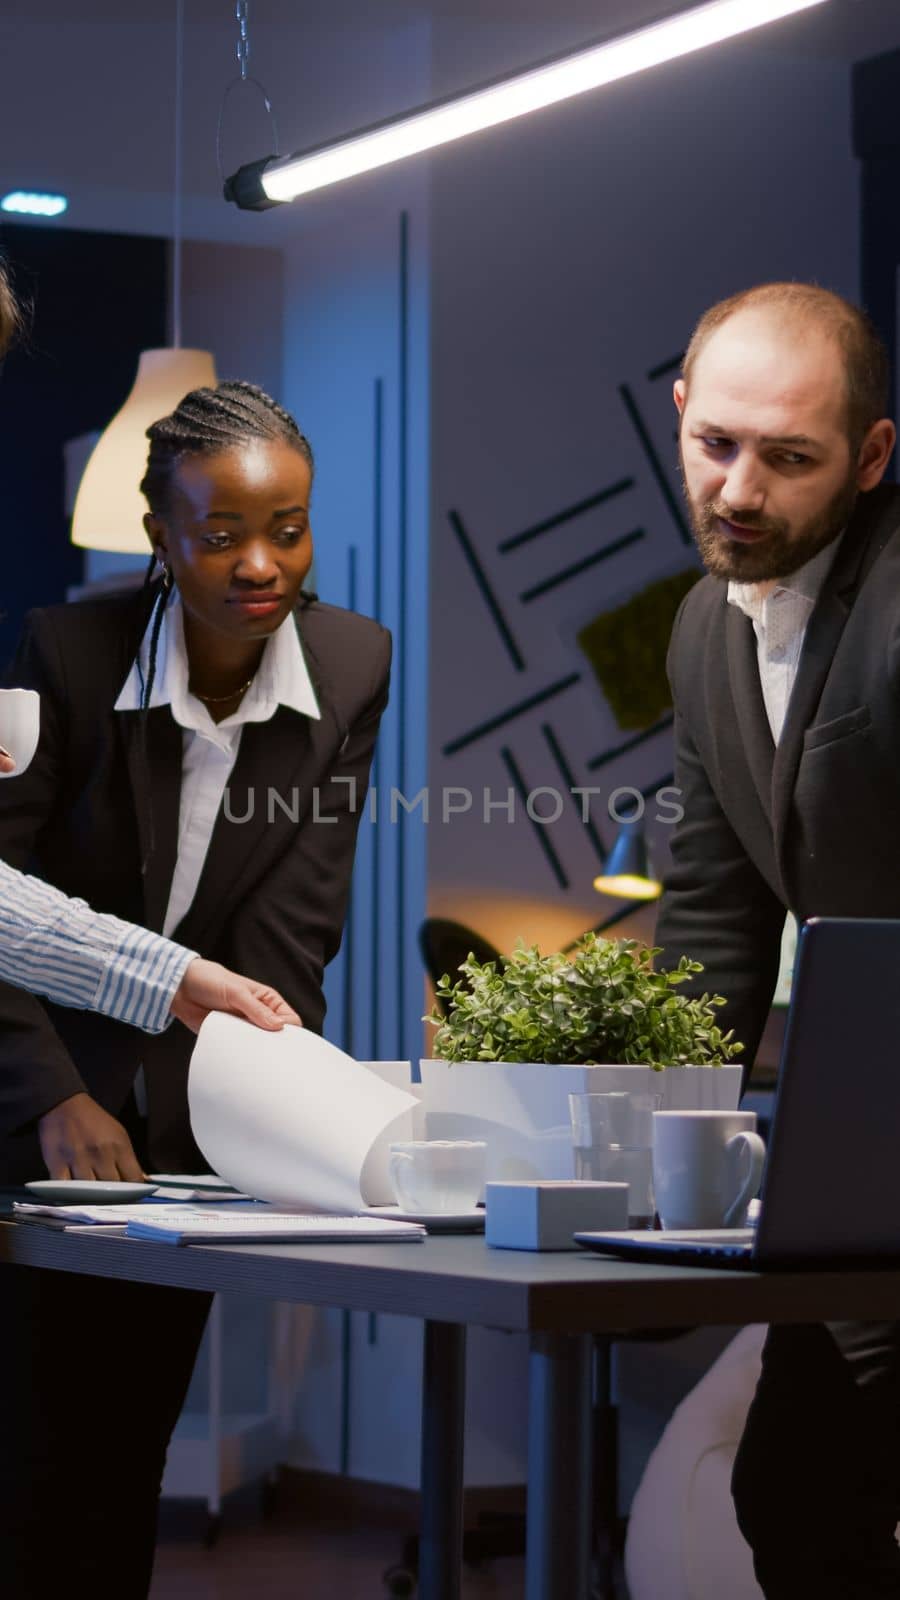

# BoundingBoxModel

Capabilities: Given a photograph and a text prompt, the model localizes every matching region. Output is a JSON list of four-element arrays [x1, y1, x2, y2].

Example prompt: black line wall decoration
[[541, 723, 607, 864], [447, 508, 526, 671], [646, 352, 684, 382], [586, 714, 674, 772], [499, 745, 569, 891], [436, 349, 687, 915], [498, 476, 635, 553], [519, 527, 645, 604], [619, 381, 691, 546], [640, 772, 674, 803], [443, 673, 582, 757]]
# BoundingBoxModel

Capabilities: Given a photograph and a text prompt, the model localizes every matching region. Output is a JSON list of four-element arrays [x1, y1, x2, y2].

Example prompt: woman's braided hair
[[140, 378, 314, 517], [134, 381, 314, 870]]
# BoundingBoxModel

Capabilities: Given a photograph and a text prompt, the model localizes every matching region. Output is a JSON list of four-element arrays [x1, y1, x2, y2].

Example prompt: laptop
[[575, 917, 900, 1270]]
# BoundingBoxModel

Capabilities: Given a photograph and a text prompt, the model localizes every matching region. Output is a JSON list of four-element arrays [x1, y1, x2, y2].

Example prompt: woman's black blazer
[[0, 584, 391, 1178]]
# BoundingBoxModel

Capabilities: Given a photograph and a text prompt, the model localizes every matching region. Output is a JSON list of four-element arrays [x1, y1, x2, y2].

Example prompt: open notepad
[[14, 1203, 427, 1245]]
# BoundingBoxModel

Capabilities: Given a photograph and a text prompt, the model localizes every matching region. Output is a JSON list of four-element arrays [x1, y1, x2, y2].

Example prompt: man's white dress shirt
[[726, 535, 843, 746], [726, 534, 844, 1002]]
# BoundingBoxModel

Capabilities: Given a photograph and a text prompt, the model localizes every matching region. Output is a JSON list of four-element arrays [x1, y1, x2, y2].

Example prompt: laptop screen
[[754, 918, 900, 1265]]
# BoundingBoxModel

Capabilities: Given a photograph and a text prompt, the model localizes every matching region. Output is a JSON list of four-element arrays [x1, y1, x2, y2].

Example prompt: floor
[[150, 1490, 529, 1600]]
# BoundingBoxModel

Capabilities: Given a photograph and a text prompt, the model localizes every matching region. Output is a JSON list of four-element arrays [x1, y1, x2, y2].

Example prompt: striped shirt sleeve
[[0, 858, 196, 1033]]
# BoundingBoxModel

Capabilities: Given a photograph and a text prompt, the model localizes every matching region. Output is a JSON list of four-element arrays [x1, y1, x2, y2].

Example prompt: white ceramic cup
[[652, 1110, 766, 1229], [388, 1140, 486, 1215], [0, 689, 40, 779]]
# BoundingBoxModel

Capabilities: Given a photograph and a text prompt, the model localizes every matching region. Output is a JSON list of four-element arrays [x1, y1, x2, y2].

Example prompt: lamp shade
[[71, 348, 217, 553], [593, 818, 662, 901]]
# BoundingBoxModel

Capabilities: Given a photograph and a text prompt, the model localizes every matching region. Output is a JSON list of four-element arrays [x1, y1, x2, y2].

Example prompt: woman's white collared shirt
[[115, 591, 320, 939]]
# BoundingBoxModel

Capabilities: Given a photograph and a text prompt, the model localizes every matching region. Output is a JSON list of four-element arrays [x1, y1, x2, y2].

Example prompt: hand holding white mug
[[0, 689, 40, 779], [652, 1110, 766, 1229]]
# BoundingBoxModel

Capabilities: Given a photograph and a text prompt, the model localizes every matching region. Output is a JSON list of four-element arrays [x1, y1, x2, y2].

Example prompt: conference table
[[4, 1218, 900, 1600]]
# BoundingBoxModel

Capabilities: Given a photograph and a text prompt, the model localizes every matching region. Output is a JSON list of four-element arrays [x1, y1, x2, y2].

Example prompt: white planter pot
[[418, 1060, 743, 1184]]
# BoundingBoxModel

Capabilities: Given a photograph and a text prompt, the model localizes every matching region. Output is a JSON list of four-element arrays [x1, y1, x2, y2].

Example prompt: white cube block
[[485, 1180, 629, 1251]]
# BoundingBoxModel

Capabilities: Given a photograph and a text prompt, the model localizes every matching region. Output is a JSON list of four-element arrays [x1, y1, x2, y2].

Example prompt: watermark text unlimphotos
[[222, 780, 683, 826]]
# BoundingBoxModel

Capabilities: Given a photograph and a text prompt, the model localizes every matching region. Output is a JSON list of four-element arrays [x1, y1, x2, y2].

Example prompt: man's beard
[[681, 463, 858, 583]]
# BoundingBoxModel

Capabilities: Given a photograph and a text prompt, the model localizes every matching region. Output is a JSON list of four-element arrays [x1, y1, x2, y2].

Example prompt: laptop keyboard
[[662, 1229, 754, 1246]]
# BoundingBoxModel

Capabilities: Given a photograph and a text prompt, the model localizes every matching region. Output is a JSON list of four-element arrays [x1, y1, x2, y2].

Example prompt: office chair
[[418, 917, 504, 1014]]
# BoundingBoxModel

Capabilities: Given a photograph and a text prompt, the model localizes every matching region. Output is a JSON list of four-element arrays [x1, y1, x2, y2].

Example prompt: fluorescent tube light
[[1, 191, 68, 218], [225, 0, 828, 209]]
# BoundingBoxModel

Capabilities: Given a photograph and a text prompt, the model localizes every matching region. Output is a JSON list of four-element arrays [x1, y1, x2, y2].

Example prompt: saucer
[[25, 1180, 158, 1204], [364, 1205, 485, 1233]]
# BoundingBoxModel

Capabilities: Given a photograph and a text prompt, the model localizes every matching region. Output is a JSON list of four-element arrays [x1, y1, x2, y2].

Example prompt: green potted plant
[[420, 934, 744, 1181]]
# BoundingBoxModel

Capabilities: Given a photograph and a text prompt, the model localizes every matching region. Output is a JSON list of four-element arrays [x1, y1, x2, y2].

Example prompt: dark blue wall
[[855, 45, 900, 482], [0, 224, 166, 662]]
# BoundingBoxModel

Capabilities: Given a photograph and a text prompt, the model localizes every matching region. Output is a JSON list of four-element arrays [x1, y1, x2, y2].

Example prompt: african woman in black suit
[[0, 379, 390, 1596]]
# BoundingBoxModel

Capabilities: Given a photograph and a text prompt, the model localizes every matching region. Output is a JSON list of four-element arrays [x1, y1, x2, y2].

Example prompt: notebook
[[125, 1210, 427, 1245], [14, 1202, 426, 1245]]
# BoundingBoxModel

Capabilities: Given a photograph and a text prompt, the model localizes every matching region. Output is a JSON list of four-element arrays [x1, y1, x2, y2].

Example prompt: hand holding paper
[[170, 960, 302, 1033]]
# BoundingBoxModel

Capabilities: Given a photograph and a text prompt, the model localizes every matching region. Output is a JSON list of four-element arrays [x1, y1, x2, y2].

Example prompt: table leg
[[419, 1319, 467, 1600], [526, 1331, 592, 1600], [592, 1337, 619, 1600]]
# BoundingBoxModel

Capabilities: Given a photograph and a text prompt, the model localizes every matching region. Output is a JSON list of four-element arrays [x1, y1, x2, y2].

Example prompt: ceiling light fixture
[[224, 0, 829, 209], [1, 191, 68, 218], [71, 0, 216, 554], [216, 0, 279, 202]]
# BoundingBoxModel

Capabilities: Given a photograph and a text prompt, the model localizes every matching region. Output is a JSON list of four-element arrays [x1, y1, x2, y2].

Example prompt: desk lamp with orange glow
[[593, 816, 662, 902]]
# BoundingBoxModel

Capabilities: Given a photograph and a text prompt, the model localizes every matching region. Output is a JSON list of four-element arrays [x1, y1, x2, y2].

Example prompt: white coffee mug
[[652, 1110, 766, 1229], [388, 1140, 486, 1215], [0, 689, 40, 779]]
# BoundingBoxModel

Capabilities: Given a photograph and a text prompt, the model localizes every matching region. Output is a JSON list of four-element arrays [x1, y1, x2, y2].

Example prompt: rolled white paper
[[188, 1014, 420, 1212]]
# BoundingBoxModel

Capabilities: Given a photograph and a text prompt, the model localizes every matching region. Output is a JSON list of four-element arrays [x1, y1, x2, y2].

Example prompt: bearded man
[[655, 281, 900, 1597]]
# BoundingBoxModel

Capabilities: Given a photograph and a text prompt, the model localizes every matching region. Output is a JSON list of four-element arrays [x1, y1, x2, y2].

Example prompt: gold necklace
[[190, 675, 255, 705]]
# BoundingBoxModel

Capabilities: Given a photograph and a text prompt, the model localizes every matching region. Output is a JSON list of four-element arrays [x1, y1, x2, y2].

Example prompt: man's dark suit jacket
[[0, 584, 391, 1181], [655, 481, 900, 1080]]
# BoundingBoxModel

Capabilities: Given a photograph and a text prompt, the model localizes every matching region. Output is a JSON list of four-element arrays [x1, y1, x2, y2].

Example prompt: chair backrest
[[418, 918, 503, 1016]]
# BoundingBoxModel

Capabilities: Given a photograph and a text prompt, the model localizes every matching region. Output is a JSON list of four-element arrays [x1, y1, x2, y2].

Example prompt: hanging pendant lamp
[[71, 0, 216, 555], [70, 349, 216, 553], [593, 815, 662, 901]]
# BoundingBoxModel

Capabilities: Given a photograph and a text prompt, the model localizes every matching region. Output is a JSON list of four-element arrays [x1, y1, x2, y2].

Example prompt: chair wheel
[[203, 1512, 222, 1549], [381, 1562, 417, 1596]]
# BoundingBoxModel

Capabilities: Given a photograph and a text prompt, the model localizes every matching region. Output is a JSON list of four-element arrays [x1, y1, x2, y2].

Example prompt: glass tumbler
[[568, 1090, 663, 1227]]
